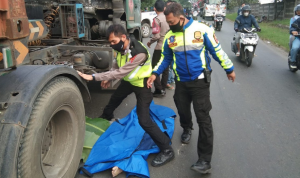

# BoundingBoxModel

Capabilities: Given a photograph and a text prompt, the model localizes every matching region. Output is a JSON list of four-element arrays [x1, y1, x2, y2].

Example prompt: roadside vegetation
[[227, 13, 290, 51]]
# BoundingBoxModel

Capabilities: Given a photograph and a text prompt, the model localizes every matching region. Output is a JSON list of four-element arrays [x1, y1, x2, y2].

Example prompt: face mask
[[110, 39, 124, 52], [170, 18, 185, 33], [244, 12, 249, 16]]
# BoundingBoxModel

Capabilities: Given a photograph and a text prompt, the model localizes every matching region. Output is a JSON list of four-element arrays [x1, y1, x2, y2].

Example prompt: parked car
[[141, 11, 157, 38], [201, 0, 226, 21]]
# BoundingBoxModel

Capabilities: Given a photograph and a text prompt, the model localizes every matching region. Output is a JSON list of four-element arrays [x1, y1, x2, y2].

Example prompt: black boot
[[99, 113, 114, 121], [153, 90, 166, 97], [190, 160, 211, 174], [181, 128, 192, 144], [151, 148, 174, 167]]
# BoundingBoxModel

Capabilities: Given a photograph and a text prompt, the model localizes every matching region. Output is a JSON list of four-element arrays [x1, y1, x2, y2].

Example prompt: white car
[[141, 11, 157, 38], [202, 0, 226, 21]]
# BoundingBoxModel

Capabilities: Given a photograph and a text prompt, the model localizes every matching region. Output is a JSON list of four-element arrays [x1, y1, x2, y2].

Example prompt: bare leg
[[236, 43, 240, 52], [112, 166, 123, 177], [236, 43, 240, 56]]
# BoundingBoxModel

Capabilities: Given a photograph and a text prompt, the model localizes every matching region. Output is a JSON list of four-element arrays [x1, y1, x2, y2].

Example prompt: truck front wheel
[[17, 76, 85, 178]]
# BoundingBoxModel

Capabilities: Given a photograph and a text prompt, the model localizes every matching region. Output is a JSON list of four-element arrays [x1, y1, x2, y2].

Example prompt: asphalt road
[[76, 17, 300, 178]]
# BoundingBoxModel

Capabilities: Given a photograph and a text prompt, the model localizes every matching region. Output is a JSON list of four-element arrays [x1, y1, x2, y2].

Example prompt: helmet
[[294, 5, 300, 15], [242, 5, 251, 13], [242, 5, 251, 16]]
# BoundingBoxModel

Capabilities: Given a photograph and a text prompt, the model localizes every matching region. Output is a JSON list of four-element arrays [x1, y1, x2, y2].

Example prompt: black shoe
[[181, 128, 192, 144], [153, 90, 166, 97], [190, 160, 211, 174], [151, 148, 175, 167], [290, 62, 297, 69]]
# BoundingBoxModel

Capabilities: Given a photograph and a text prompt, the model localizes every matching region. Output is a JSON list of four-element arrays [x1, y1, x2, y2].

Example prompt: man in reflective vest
[[78, 24, 175, 167], [147, 3, 236, 174]]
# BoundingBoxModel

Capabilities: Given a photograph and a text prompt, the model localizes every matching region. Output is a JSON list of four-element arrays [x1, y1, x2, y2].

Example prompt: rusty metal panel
[[0, 0, 30, 40]]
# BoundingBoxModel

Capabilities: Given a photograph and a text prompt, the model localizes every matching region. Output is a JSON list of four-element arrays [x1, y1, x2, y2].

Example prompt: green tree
[[141, 0, 192, 10], [178, 0, 192, 7], [141, 0, 156, 10], [228, 0, 259, 10]]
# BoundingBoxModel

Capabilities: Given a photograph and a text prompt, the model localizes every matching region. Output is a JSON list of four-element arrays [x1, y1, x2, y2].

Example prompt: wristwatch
[[92, 74, 95, 81]]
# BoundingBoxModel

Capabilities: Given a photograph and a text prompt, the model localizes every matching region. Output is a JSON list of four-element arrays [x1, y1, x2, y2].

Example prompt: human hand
[[147, 42, 151, 48], [292, 31, 298, 36], [234, 28, 238, 32], [227, 71, 236, 82], [147, 75, 156, 88], [257, 28, 261, 32], [77, 71, 93, 81], [101, 80, 110, 89]]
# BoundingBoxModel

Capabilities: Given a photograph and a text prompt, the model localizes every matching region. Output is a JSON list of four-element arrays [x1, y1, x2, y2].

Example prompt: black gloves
[[234, 28, 238, 32], [257, 28, 261, 32]]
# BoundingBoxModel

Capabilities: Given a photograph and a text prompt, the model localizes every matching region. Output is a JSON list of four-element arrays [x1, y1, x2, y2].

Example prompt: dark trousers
[[152, 50, 169, 91], [102, 79, 171, 151], [174, 79, 213, 162]]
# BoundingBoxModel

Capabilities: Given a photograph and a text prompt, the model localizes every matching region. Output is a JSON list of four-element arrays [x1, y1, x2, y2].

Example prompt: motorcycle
[[288, 23, 300, 72], [231, 25, 259, 67], [214, 14, 223, 31], [193, 10, 198, 20]]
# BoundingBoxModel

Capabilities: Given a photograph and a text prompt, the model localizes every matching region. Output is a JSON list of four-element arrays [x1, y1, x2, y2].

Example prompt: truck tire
[[18, 76, 85, 178], [141, 23, 151, 38]]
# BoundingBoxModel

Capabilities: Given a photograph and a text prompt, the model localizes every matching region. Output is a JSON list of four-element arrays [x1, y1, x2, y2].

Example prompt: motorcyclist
[[289, 11, 300, 69], [234, 5, 261, 56], [193, 6, 198, 20], [289, 5, 300, 49], [213, 3, 222, 28], [186, 7, 190, 17]]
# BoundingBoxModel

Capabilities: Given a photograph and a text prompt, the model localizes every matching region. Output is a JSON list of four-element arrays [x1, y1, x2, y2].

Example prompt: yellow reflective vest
[[116, 40, 152, 87]]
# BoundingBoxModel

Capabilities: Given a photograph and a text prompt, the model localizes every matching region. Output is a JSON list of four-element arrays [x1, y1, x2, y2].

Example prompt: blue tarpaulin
[[81, 102, 176, 178]]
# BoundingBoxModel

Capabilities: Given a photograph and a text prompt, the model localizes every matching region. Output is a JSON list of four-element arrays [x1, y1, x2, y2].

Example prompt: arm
[[203, 27, 234, 74], [234, 16, 239, 30], [251, 16, 260, 29], [290, 18, 300, 34], [152, 38, 173, 76], [290, 17, 294, 28], [94, 53, 147, 81]]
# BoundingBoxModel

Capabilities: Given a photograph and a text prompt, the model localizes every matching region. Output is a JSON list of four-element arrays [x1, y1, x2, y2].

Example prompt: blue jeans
[[167, 66, 175, 84], [291, 37, 300, 62]]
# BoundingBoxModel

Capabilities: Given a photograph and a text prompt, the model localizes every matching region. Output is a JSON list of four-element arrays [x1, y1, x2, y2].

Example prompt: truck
[[0, 0, 141, 177], [200, 0, 227, 21]]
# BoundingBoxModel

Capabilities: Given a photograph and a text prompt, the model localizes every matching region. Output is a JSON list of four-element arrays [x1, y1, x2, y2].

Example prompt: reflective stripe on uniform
[[173, 44, 204, 52], [128, 66, 142, 80]]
